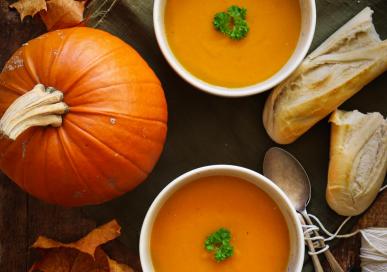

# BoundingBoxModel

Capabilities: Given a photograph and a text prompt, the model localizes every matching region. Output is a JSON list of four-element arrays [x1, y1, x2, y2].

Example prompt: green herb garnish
[[213, 5, 249, 40], [205, 228, 234, 262]]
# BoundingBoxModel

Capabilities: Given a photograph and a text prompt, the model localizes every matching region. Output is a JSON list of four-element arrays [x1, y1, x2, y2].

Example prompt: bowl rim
[[153, 0, 316, 97], [139, 164, 305, 272]]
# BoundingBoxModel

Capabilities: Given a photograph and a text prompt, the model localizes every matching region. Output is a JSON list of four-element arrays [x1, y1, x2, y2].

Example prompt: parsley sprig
[[213, 5, 249, 40], [204, 228, 234, 262]]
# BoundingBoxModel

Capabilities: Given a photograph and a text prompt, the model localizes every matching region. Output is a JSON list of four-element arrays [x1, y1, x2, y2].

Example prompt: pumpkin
[[0, 27, 168, 207]]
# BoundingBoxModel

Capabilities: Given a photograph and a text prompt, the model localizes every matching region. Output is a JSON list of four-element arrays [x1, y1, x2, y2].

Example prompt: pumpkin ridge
[[0, 140, 14, 166], [19, 129, 39, 192], [65, 112, 166, 145], [59, 44, 127, 94], [46, 28, 78, 86], [68, 108, 167, 127], [41, 129, 52, 203], [0, 83, 26, 99], [57, 128, 106, 203], [5, 48, 39, 92], [23, 40, 56, 86], [65, 81, 161, 102], [64, 118, 149, 175], [57, 126, 128, 198]]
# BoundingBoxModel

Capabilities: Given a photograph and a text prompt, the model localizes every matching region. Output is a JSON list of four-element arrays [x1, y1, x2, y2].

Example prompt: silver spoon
[[263, 147, 344, 272]]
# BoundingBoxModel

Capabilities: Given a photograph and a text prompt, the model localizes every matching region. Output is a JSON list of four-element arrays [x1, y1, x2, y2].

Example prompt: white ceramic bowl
[[140, 165, 305, 271], [153, 0, 316, 97]]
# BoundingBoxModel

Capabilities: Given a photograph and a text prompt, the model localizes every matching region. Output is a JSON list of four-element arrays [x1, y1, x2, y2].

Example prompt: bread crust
[[263, 7, 387, 144], [326, 110, 387, 216]]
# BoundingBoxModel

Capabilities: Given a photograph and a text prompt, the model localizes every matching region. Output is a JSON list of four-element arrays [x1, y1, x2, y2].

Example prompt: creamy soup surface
[[164, 0, 301, 88], [151, 175, 290, 272]]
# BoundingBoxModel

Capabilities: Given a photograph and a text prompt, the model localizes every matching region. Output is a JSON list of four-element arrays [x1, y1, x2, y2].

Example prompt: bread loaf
[[326, 109, 387, 216], [263, 7, 387, 144]]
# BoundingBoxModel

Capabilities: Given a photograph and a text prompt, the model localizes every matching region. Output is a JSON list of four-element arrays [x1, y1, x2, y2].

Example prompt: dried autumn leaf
[[108, 257, 134, 272], [40, 0, 87, 30], [32, 219, 121, 256], [9, 0, 47, 21], [29, 220, 134, 272], [29, 248, 110, 272]]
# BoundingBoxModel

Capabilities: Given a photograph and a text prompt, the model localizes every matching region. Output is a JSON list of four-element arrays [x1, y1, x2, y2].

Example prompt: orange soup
[[164, 0, 301, 88], [151, 176, 290, 271]]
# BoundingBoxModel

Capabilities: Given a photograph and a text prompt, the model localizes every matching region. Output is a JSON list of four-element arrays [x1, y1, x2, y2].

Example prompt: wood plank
[[0, 173, 28, 271], [0, 2, 44, 271], [322, 190, 387, 271], [26, 198, 96, 269]]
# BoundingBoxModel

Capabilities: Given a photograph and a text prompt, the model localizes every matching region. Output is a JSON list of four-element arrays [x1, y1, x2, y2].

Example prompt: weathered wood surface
[[0, 0, 386, 271]]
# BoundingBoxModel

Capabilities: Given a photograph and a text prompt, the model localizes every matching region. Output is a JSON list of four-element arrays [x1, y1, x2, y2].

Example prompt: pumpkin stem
[[0, 84, 69, 140]]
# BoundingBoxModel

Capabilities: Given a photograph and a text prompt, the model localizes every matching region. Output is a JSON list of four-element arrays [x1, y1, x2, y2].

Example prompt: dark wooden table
[[0, 0, 386, 271]]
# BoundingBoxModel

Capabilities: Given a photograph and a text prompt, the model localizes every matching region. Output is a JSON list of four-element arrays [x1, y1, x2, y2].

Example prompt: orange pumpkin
[[0, 27, 168, 206]]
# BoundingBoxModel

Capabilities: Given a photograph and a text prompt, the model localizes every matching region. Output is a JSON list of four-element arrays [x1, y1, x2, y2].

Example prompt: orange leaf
[[29, 220, 133, 272], [39, 0, 87, 30], [32, 219, 121, 257], [9, 0, 47, 21], [29, 248, 109, 272], [108, 257, 134, 272]]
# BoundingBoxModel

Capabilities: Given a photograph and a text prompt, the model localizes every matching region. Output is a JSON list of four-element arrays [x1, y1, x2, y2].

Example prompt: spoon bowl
[[263, 147, 344, 272], [263, 147, 311, 212]]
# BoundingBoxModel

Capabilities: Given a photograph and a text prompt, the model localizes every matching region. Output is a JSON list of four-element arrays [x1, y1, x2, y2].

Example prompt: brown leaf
[[32, 220, 121, 256], [29, 220, 133, 272], [29, 248, 109, 272], [108, 257, 134, 272], [9, 0, 47, 21], [40, 0, 87, 30]]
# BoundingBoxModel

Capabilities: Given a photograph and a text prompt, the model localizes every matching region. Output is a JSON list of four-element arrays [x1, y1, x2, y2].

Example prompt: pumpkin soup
[[151, 175, 290, 271], [164, 0, 301, 88]]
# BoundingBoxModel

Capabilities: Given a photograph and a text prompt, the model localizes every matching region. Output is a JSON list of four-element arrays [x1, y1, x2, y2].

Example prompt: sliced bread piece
[[327, 109, 387, 216]]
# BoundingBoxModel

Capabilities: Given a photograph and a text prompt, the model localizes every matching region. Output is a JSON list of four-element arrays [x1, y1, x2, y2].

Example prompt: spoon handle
[[298, 214, 324, 272], [301, 211, 344, 272]]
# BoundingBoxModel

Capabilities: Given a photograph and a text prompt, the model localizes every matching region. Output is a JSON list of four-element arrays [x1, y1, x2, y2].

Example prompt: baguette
[[326, 109, 387, 216], [263, 7, 387, 144]]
